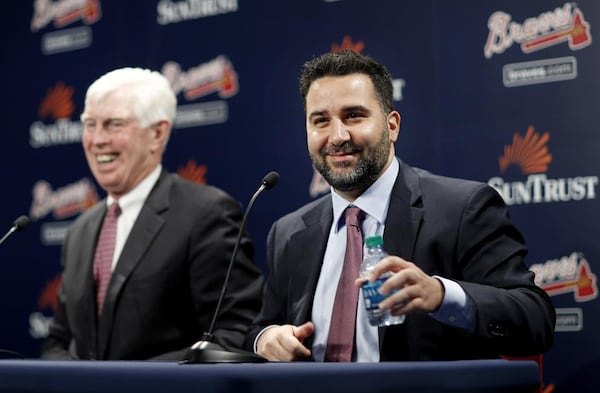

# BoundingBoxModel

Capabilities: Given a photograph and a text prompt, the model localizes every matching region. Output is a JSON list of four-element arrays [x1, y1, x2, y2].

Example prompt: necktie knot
[[107, 202, 121, 219], [345, 206, 362, 228]]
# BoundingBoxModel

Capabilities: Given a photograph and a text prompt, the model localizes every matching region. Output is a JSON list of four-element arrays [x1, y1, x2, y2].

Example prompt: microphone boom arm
[[203, 181, 268, 342], [181, 172, 279, 364]]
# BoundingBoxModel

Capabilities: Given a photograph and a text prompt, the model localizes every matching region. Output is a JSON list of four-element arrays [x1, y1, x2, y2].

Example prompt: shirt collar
[[330, 158, 399, 232], [106, 164, 162, 211]]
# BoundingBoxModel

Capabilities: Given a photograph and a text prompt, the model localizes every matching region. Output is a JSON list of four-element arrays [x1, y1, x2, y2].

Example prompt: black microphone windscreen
[[13, 215, 30, 231], [262, 171, 280, 190]]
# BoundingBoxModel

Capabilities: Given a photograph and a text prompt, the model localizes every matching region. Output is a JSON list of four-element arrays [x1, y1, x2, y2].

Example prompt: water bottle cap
[[365, 235, 383, 247]]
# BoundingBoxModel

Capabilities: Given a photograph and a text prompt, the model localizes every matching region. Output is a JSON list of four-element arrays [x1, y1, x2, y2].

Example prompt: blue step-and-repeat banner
[[0, 1, 598, 390]]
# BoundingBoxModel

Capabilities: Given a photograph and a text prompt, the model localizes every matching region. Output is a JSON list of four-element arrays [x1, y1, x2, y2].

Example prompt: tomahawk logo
[[484, 2, 592, 59], [530, 252, 598, 302]]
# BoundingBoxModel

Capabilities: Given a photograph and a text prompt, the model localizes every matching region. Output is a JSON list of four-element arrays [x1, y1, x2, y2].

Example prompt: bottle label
[[362, 277, 396, 311]]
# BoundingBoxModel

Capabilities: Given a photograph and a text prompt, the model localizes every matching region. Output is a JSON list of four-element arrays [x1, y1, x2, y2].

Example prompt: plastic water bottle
[[359, 235, 405, 326]]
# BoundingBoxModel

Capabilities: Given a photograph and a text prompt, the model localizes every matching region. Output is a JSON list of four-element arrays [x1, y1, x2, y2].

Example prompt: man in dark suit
[[41, 67, 263, 360], [246, 51, 555, 362]]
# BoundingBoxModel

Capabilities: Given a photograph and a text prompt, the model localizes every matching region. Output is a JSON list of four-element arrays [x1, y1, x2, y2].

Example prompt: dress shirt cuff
[[429, 276, 476, 333], [253, 325, 279, 353]]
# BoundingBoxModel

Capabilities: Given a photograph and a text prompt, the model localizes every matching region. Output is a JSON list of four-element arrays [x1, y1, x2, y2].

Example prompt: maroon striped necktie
[[93, 202, 121, 317], [325, 206, 364, 362]]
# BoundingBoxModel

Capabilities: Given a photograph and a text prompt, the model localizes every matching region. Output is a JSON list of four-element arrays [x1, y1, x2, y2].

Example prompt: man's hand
[[256, 322, 314, 361], [355, 256, 444, 315]]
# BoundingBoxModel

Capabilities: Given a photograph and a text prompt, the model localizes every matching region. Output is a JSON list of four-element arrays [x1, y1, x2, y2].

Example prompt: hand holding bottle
[[356, 236, 445, 323]]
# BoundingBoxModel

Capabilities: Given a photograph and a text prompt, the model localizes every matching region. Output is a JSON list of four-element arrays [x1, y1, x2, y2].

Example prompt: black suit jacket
[[246, 160, 555, 360], [42, 170, 263, 360]]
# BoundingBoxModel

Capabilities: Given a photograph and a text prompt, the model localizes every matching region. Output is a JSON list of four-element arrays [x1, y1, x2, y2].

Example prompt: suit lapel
[[383, 160, 423, 261], [97, 171, 171, 358], [74, 202, 106, 355], [379, 160, 423, 354], [288, 197, 332, 327]]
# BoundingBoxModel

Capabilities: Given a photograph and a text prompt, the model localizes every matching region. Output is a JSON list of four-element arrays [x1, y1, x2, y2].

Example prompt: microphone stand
[[181, 173, 279, 364], [0, 216, 29, 358]]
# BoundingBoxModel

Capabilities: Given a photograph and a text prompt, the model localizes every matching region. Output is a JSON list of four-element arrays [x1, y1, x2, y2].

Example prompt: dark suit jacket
[[246, 159, 555, 360], [42, 170, 263, 360]]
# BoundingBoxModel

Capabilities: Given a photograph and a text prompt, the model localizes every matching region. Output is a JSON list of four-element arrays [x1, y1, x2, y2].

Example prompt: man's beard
[[311, 128, 391, 193]]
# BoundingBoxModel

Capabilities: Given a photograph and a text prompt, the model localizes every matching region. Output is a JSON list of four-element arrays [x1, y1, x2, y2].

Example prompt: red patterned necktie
[[325, 206, 364, 362], [94, 202, 121, 317]]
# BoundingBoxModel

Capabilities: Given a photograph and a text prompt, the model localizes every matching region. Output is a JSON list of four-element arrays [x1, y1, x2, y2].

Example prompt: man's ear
[[150, 120, 171, 153], [387, 111, 401, 143]]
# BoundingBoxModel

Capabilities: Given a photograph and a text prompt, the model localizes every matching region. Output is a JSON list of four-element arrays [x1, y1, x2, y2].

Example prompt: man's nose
[[329, 118, 351, 144], [87, 127, 112, 144]]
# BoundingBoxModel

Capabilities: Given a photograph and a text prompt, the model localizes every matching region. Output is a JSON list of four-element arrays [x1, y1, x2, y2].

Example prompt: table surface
[[0, 358, 539, 393]]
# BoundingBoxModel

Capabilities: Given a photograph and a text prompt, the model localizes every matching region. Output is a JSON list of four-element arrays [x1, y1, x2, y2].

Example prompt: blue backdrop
[[1, 1, 598, 391]]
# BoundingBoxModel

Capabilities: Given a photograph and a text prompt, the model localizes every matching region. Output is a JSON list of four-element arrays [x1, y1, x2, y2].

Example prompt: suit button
[[488, 323, 505, 337]]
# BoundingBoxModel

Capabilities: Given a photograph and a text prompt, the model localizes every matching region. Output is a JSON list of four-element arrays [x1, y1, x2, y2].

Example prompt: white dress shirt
[[105, 164, 162, 271]]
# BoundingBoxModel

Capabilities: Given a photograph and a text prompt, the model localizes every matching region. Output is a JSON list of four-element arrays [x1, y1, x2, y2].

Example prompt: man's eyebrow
[[308, 105, 372, 119], [308, 110, 327, 119], [342, 105, 370, 113]]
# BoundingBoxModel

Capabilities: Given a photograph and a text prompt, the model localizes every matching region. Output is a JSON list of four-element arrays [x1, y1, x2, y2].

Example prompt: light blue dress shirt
[[311, 159, 475, 362]]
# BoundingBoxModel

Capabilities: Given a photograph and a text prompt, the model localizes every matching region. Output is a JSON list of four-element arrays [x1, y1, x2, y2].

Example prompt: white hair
[[83, 67, 177, 128]]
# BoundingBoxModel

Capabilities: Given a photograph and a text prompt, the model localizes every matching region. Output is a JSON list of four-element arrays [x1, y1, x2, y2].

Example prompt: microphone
[[0, 215, 30, 246], [181, 171, 280, 364]]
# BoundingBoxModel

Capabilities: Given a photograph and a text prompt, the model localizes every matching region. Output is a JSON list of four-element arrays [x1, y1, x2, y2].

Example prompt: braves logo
[[484, 3, 592, 58], [531, 252, 598, 302], [541, 260, 597, 302], [31, 0, 102, 32]]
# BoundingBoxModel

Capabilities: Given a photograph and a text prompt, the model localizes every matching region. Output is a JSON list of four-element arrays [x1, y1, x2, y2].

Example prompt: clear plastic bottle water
[[359, 235, 405, 326]]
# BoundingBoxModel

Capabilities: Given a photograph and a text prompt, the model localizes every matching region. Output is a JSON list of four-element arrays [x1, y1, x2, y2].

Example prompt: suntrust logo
[[30, 82, 83, 148], [177, 159, 207, 184], [331, 35, 364, 53], [488, 126, 598, 205], [330, 36, 405, 102], [484, 2, 591, 59], [30, 275, 62, 339], [156, 0, 238, 25]]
